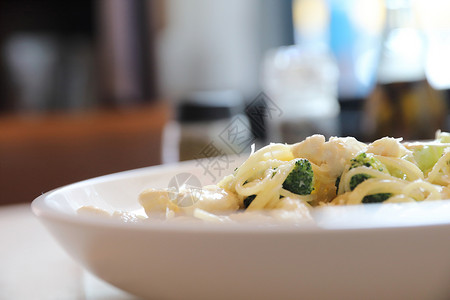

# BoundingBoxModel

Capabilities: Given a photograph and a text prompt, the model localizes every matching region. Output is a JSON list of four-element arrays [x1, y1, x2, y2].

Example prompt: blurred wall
[[156, 0, 294, 103]]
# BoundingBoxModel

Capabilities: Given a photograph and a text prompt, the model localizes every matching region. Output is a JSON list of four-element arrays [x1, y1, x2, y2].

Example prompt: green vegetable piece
[[348, 153, 390, 203], [335, 176, 341, 192], [362, 193, 391, 204], [411, 145, 445, 173], [408, 131, 450, 173], [348, 153, 387, 188], [282, 159, 314, 195], [349, 174, 371, 191], [350, 152, 386, 172], [243, 195, 256, 209]]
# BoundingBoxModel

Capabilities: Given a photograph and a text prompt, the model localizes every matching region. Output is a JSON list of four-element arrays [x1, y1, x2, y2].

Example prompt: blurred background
[[1, 0, 450, 204]]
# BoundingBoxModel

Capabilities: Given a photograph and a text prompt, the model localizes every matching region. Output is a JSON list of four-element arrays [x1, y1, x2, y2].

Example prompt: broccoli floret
[[244, 160, 313, 208], [282, 159, 314, 195], [335, 176, 341, 194], [348, 153, 391, 203], [350, 152, 386, 172], [349, 174, 371, 191], [348, 153, 387, 189], [362, 193, 391, 203], [243, 195, 256, 208]]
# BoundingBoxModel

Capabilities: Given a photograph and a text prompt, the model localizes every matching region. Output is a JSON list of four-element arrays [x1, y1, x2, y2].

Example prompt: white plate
[[32, 160, 450, 300]]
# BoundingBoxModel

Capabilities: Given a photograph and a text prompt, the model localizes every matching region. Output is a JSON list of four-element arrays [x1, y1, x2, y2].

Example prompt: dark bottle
[[363, 0, 446, 141]]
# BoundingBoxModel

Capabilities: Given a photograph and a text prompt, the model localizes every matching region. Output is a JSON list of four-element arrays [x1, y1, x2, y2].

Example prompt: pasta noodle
[[374, 155, 424, 181], [137, 131, 450, 222]]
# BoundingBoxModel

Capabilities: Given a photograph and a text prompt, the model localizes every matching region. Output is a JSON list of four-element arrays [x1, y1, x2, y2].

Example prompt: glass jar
[[162, 90, 252, 163], [262, 45, 340, 143]]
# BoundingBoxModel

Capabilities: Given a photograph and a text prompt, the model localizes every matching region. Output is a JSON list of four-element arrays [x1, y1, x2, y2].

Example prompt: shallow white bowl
[[32, 161, 450, 300]]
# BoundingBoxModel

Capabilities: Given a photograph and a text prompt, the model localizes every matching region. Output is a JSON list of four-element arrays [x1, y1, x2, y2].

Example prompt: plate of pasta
[[32, 131, 450, 300]]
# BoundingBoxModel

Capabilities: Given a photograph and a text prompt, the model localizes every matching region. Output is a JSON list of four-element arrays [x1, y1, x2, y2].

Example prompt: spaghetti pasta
[[137, 131, 450, 221]]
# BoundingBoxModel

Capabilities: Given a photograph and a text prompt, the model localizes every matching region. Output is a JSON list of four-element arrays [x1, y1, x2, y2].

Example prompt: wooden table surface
[[0, 102, 169, 205], [0, 204, 141, 299]]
